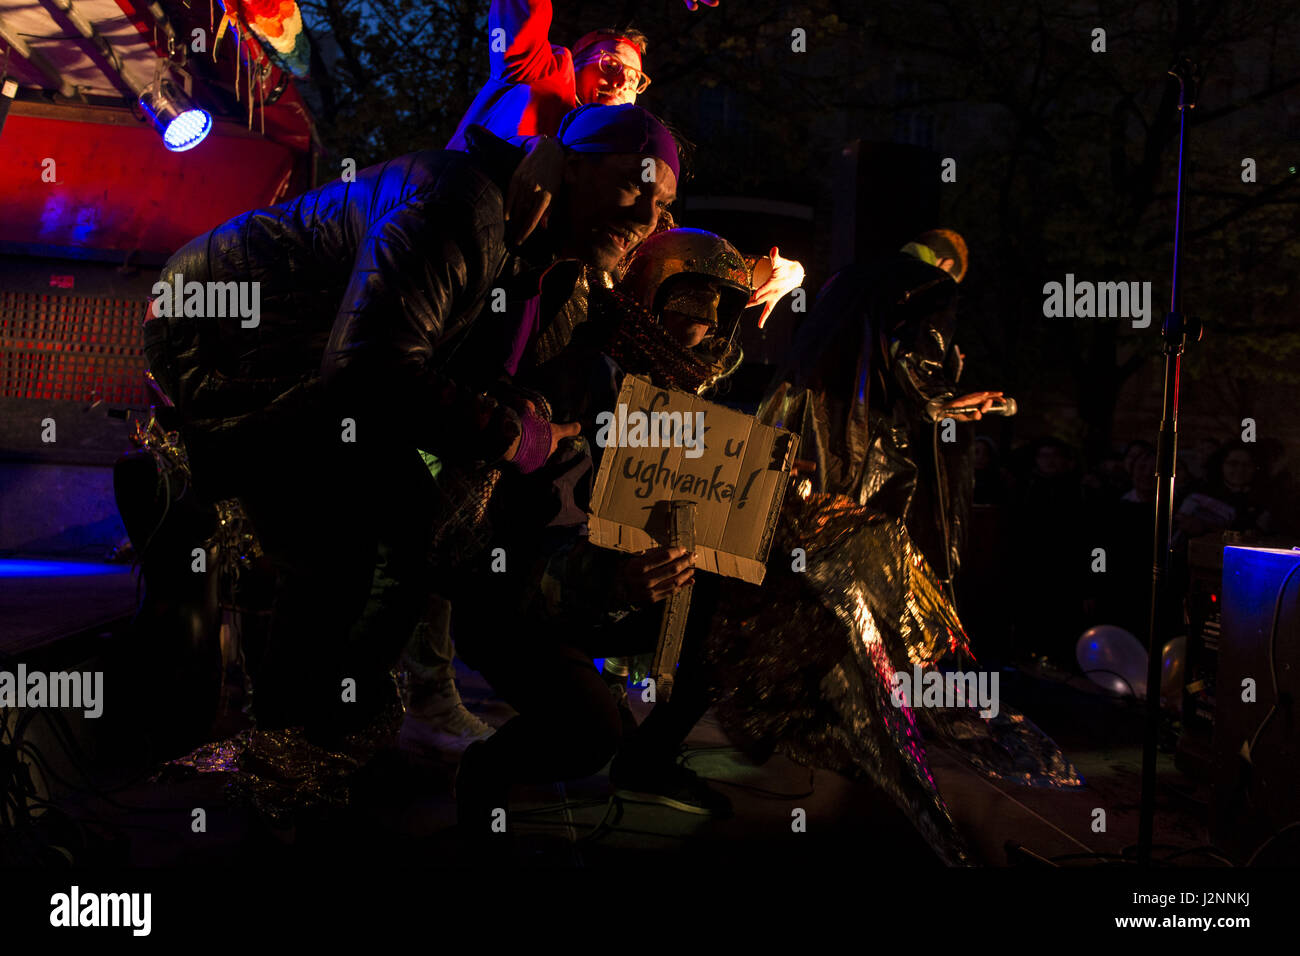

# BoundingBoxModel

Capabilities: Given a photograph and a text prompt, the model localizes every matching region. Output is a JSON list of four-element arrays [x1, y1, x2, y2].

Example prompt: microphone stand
[[1138, 58, 1203, 867]]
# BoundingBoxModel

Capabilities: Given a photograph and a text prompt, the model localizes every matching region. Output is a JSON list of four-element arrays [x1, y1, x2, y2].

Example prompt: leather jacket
[[144, 127, 565, 500]]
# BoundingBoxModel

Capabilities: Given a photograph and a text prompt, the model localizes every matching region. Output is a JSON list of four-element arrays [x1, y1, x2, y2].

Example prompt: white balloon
[[1076, 625, 1148, 698]]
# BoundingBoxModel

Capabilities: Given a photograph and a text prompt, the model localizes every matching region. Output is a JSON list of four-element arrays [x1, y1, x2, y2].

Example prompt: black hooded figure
[[764, 252, 973, 582], [698, 255, 1082, 866]]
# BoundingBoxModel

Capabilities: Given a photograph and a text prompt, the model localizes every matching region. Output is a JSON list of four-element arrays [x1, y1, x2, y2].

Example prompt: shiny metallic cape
[[704, 487, 1082, 867], [701, 264, 1080, 865], [703, 490, 975, 865]]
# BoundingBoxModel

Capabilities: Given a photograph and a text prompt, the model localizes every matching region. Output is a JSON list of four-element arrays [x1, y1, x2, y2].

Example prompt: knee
[[556, 708, 623, 779]]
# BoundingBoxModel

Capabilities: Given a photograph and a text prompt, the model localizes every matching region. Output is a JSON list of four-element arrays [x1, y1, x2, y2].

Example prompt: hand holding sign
[[621, 546, 694, 604]]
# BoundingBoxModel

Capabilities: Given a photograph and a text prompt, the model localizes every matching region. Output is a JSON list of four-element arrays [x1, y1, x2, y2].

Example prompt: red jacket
[[447, 0, 576, 150]]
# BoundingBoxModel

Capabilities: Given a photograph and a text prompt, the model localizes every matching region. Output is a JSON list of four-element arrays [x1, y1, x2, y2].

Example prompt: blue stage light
[[162, 109, 212, 152], [139, 76, 212, 153], [0, 559, 128, 579]]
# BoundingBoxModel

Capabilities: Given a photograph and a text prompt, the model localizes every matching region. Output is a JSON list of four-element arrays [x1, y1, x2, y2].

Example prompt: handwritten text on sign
[[587, 375, 798, 584]]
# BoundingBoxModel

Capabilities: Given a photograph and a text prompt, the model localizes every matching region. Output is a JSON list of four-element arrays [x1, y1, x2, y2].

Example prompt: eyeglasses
[[576, 50, 651, 94]]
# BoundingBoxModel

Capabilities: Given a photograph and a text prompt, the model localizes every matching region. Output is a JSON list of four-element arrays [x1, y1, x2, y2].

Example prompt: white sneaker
[[401, 677, 496, 757], [402, 702, 496, 757]]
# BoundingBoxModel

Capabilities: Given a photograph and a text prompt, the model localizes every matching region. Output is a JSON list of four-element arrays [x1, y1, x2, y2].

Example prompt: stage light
[[138, 76, 212, 152], [0, 559, 128, 579]]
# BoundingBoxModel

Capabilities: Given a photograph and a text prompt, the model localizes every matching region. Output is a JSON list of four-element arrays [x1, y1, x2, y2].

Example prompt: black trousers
[[457, 573, 718, 792], [144, 324, 438, 737], [236, 436, 436, 738]]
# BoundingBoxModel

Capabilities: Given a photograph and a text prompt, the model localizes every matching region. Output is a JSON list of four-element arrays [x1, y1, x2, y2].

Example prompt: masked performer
[[144, 105, 678, 748], [689, 241, 1081, 865], [887, 229, 995, 593], [450, 227, 749, 834]]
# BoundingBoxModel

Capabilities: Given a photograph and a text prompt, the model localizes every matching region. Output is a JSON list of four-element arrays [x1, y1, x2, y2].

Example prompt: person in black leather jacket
[[142, 104, 680, 744]]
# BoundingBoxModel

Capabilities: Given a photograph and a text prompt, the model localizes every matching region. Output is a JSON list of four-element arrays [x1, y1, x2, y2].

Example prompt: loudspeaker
[[1213, 546, 1300, 863], [830, 141, 942, 273]]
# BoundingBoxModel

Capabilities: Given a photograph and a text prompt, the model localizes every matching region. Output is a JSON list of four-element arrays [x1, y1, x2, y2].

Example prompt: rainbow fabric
[[227, 0, 311, 78]]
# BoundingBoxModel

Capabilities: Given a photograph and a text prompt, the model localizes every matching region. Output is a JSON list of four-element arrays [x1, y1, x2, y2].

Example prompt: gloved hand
[[748, 246, 806, 328]]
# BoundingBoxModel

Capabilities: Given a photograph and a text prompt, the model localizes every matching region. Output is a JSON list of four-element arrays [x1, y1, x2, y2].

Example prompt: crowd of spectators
[[957, 432, 1293, 668]]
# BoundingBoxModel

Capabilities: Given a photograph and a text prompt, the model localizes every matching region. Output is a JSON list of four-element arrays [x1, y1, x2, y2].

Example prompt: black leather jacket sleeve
[[321, 173, 521, 464]]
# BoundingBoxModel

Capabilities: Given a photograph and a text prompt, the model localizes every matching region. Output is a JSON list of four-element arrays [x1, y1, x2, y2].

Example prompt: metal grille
[[0, 291, 147, 404]]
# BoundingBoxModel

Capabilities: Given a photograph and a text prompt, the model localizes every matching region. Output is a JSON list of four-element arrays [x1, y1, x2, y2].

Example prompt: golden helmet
[[617, 228, 752, 333]]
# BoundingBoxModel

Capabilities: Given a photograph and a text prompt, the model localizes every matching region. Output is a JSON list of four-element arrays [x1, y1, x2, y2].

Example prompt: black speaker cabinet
[[1213, 546, 1300, 863]]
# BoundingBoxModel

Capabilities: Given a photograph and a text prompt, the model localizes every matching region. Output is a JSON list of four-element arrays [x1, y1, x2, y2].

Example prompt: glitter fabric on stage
[[154, 700, 405, 825]]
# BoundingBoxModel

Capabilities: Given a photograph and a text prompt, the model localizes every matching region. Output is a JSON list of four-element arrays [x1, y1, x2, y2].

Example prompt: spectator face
[[973, 441, 991, 470], [1131, 450, 1157, 498], [1223, 449, 1255, 491], [1124, 442, 1151, 475], [574, 40, 645, 107], [1035, 444, 1068, 477], [560, 153, 675, 273]]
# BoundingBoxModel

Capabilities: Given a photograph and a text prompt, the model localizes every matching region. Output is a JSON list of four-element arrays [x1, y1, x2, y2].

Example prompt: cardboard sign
[[587, 375, 799, 584]]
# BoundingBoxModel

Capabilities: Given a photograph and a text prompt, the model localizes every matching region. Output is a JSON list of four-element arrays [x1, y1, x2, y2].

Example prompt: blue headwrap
[[556, 104, 680, 182]]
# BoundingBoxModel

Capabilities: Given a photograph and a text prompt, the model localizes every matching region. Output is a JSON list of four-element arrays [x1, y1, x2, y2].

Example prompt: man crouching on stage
[[451, 227, 752, 837], [142, 105, 680, 747]]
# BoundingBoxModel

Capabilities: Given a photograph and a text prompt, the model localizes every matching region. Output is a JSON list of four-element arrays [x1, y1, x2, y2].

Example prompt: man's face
[[574, 40, 644, 106], [559, 153, 676, 272], [1223, 450, 1255, 490], [1124, 443, 1149, 473], [1132, 451, 1157, 496]]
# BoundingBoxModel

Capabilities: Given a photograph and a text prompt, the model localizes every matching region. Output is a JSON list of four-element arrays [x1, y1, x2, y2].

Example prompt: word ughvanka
[[50, 886, 151, 936], [620, 448, 765, 507], [594, 403, 707, 459], [0, 665, 103, 718]]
